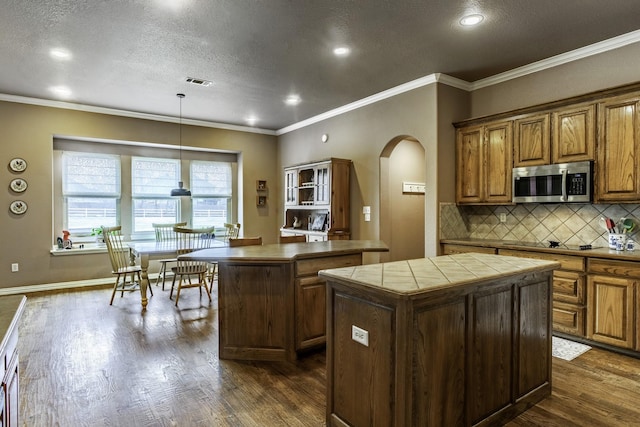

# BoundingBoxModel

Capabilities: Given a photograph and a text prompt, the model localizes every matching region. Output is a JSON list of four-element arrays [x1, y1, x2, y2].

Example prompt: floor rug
[[552, 336, 591, 361]]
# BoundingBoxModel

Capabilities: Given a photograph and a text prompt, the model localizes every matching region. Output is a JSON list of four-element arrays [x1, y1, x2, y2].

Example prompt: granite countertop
[[318, 253, 559, 296], [181, 240, 388, 262], [0, 295, 27, 356], [441, 238, 640, 261]]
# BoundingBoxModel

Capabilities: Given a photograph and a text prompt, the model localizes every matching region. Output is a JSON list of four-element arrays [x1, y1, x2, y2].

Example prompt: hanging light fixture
[[171, 93, 191, 197]]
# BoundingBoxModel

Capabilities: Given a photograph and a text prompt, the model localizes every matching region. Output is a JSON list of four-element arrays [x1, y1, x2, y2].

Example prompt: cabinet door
[[514, 113, 550, 166], [484, 121, 513, 203], [596, 95, 640, 202], [4, 354, 18, 427], [456, 125, 484, 203], [314, 164, 330, 205], [295, 276, 326, 350], [552, 104, 595, 163], [284, 169, 298, 206], [587, 275, 636, 349]]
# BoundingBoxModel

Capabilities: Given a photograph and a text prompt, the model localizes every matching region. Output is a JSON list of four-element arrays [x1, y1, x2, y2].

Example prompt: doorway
[[380, 136, 426, 261]]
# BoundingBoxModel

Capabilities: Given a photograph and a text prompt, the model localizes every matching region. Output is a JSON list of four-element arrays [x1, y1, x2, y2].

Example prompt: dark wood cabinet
[[456, 121, 513, 204], [323, 254, 554, 426]]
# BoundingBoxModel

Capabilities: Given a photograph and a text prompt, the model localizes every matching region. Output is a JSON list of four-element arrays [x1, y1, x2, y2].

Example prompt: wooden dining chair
[[279, 234, 306, 243], [102, 225, 152, 305], [223, 222, 241, 244], [170, 226, 216, 306], [228, 236, 263, 247], [152, 221, 187, 290]]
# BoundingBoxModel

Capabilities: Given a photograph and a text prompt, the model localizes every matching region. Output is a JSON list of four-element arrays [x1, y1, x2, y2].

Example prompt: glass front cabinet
[[281, 158, 351, 241]]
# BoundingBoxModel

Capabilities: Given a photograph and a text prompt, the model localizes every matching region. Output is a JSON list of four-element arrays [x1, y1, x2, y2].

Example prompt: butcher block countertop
[[181, 240, 388, 262], [319, 252, 560, 296]]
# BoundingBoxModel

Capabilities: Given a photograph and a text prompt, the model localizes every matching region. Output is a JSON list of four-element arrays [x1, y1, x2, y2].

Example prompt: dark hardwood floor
[[17, 285, 640, 426]]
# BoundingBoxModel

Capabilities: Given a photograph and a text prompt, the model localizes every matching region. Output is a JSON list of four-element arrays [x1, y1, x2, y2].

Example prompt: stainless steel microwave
[[512, 161, 592, 203]]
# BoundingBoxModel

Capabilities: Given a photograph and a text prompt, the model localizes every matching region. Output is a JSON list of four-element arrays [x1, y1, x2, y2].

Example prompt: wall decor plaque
[[10, 200, 27, 215], [10, 178, 27, 193], [9, 157, 27, 172]]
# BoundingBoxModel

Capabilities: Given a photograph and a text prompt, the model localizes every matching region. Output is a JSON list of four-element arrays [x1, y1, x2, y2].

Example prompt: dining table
[[128, 239, 224, 310]]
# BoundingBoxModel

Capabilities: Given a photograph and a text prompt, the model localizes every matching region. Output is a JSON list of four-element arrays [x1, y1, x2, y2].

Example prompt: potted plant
[[91, 227, 105, 246]]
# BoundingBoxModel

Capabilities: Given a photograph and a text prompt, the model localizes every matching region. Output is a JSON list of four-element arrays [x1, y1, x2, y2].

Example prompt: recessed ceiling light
[[49, 85, 72, 99], [49, 48, 72, 60], [460, 14, 484, 26], [245, 116, 258, 126], [333, 46, 351, 57], [285, 94, 301, 106]]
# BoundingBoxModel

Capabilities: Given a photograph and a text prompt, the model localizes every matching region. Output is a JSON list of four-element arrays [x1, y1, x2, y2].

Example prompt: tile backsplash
[[440, 202, 640, 248]]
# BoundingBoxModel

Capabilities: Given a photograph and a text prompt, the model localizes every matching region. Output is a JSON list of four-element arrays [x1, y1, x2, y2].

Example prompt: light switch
[[364, 213, 371, 222], [363, 206, 371, 214], [352, 325, 369, 346]]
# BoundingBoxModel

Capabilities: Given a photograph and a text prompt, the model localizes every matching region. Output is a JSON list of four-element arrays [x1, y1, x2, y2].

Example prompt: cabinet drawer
[[553, 270, 586, 304], [442, 244, 497, 255], [588, 258, 640, 279], [296, 253, 362, 277], [553, 302, 585, 336], [499, 249, 585, 271]]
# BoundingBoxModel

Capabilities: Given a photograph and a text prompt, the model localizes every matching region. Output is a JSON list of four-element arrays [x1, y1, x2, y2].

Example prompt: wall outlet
[[364, 213, 371, 222], [351, 325, 369, 347], [499, 213, 507, 223], [11, 263, 19, 272]]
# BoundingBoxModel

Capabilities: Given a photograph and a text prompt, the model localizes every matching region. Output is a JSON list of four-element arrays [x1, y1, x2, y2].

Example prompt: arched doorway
[[380, 136, 426, 261]]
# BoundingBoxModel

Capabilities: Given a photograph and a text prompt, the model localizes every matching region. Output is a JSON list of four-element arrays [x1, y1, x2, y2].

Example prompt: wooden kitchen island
[[319, 253, 560, 427], [181, 240, 388, 362]]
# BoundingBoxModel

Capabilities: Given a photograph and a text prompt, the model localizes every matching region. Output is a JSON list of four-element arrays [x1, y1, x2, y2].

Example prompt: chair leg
[[202, 273, 212, 302], [170, 273, 177, 299], [110, 273, 120, 305], [156, 261, 166, 290], [175, 275, 183, 306]]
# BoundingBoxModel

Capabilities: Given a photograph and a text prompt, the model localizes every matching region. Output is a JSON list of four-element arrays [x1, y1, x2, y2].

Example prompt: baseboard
[[0, 273, 161, 296]]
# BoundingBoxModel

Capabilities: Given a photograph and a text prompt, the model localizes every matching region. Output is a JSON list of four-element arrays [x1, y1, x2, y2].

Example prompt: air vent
[[185, 77, 213, 87]]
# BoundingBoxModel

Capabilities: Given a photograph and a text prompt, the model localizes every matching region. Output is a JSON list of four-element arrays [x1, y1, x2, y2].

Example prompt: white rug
[[552, 336, 591, 361]]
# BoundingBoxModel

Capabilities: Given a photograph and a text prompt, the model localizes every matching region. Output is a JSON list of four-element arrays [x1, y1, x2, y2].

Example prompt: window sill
[[50, 244, 108, 256]]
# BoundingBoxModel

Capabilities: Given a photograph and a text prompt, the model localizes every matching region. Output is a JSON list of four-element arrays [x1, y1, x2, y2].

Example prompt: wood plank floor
[[16, 285, 640, 426]]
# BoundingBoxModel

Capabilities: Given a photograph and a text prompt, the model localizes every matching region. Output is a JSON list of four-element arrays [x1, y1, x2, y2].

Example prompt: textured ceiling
[[2, 0, 640, 131]]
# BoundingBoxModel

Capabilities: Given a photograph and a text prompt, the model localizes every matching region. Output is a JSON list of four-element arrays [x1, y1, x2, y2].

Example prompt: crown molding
[[277, 73, 459, 135], [0, 93, 277, 136], [471, 29, 640, 90]]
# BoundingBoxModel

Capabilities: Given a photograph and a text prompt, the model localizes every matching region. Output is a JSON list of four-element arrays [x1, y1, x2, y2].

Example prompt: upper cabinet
[[596, 93, 640, 202], [551, 103, 596, 163], [513, 112, 550, 166], [456, 120, 513, 204]]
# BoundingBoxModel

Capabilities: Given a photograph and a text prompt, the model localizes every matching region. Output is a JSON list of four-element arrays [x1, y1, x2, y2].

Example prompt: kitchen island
[[319, 253, 559, 427], [181, 240, 388, 362]]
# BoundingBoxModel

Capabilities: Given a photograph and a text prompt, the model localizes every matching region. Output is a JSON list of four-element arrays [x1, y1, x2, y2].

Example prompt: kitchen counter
[[320, 253, 559, 426], [0, 295, 26, 359], [181, 240, 389, 362], [1, 295, 26, 426], [441, 238, 640, 261]]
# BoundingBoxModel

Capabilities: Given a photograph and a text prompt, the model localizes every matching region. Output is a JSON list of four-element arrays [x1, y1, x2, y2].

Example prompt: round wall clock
[[9, 157, 27, 172], [10, 178, 27, 193], [10, 200, 28, 215]]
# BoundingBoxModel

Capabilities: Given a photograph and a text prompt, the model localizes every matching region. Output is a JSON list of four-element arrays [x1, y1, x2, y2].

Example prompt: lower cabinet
[[498, 249, 586, 337], [294, 253, 362, 351], [1, 322, 20, 427]]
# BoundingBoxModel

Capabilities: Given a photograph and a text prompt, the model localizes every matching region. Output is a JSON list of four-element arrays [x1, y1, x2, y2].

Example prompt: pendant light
[[171, 93, 191, 197]]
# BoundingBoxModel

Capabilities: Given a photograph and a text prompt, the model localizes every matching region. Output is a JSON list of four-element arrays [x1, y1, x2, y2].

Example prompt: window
[[54, 139, 237, 241], [191, 161, 232, 228], [131, 157, 179, 233], [62, 152, 120, 234]]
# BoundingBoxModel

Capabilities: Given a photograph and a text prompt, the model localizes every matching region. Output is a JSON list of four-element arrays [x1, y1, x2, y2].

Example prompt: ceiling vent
[[185, 77, 213, 87]]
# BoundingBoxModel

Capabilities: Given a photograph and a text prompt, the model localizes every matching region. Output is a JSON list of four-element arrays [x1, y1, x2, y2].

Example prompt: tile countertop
[[441, 238, 640, 261], [0, 295, 27, 356], [318, 253, 559, 296]]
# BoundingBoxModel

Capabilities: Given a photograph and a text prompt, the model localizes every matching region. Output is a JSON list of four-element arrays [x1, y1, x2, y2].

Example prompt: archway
[[380, 136, 426, 262]]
